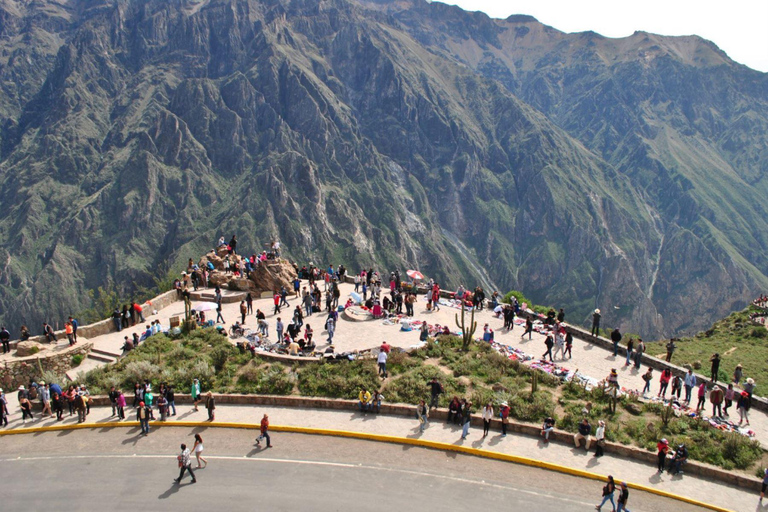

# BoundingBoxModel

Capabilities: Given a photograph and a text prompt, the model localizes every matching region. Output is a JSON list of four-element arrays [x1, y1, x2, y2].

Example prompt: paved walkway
[[0, 402, 756, 512]]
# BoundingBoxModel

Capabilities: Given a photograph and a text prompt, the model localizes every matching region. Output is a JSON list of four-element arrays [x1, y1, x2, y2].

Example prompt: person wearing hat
[[136, 400, 151, 434], [591, 309, 601, 337], [733, 364, 743, 385], [594, 420, 606, 457], [670, 443, 688, 475], [737, 390, 751, 426], [499, 401, 510, 437], [616, 481, 631, 512], [656, 438, 670, 473]]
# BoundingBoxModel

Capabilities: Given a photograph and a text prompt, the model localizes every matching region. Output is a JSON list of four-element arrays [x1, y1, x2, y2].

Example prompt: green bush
[[72, 354, 84, 366], [503, 290, 532, 307], [237, 363, 293, 395], [28, 346, 40, 355], [298, 360, 380, 399]]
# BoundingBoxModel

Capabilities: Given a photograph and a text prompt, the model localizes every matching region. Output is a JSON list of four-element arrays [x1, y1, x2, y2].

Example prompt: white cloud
[[443, 0, 768, 72]]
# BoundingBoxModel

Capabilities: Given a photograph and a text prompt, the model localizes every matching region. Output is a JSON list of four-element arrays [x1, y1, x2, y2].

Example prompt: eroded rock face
[[202, 256, 296, 294]]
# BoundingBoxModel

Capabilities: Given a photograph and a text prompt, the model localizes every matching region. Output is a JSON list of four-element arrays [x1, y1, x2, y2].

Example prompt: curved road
[[0, 428, 706, 511]]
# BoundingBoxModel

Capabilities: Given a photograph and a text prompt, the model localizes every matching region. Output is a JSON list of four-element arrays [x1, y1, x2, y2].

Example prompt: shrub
[[298, 360, 380, 399], [237, 363, 293, 395], [210, 345, 234, 373], [503, 290, 532, 307], [28, 346, 40, 355], [72, 354, 84, 367]]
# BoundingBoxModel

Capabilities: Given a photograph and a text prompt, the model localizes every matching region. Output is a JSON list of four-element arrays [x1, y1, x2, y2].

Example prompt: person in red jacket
[[256, 413, 272, 448]]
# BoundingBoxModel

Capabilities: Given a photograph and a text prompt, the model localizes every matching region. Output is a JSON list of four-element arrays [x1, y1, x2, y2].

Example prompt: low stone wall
[[0, 343, 93, 390], [8, 290, 180, 350], [86, 393, 761, 492]]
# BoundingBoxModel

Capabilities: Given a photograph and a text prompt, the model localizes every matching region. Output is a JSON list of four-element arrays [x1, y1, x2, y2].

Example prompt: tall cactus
[[455, 302, 477, 350]]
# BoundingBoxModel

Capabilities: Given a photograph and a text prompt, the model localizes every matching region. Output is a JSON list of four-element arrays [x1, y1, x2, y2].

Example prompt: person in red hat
[[737, 390, 751, 426], [136, 401, 151, 435]]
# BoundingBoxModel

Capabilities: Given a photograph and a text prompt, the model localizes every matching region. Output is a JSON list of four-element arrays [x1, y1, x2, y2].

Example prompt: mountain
[[0, 0, 765, 338]]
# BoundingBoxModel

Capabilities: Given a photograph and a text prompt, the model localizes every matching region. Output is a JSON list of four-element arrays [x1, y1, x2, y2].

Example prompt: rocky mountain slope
[[0, 0, 766, 338]]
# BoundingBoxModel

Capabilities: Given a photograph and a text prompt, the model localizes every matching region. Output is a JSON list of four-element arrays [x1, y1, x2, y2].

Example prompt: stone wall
[[0, 343, 93, 390]]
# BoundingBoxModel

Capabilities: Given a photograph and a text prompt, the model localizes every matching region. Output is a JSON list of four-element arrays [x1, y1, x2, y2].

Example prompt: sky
[[444, 0, 768, 72]]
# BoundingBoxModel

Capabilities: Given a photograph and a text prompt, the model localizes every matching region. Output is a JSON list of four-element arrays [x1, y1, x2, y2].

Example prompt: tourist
[[696, 381, 707, 413], [606, 368, 619, 390], [420, 322, 429, 342], [19, 394, 34, 424], [724, 383, 735, 416], [174, 444, 197, 484], [69, 316, 78, 342], [276, 317, 284, 343], [641, 369, 653, 395], [595, 475, 616, 511], [19, 325, 30, 341], [542, 333, 554, 361], [670, 443, 688, 475], [760, 467, 768, 504], [52, 392, 64, 421], [553, 331, 565, 359], [521, 317, 533, 340], [216, 302, 225, 324], [633, 339, 645, 369], [427, 377, 443, 410], [157, 393, 168, 421], [658, 369, 671, 398], [239, 301, 247, 325], [710, 353, 721, 382], [610, 328, 621, 356], [359, 389, 372, 414], [683, 369, 696, 403], [447, 396, 461, 424], [0, 389, 9, 427], [734, 364, 743, 385], [710, 384, 724, 417], [744, 377, 756, 399], [737, 390, 751, 426], [657, 438, 670, 473], [481, 402, 493, 437], [205, 392, 216, 421], [624, 338, 633, 366], [109, 386, 119, 416], [116, 389, 126, 420], [64, 385, 76, 416], [460, 400, 472, 439], [591, 309, 601, 337], [416, 399, 429, 432], [43, 322, 57, 343], [665, 339, 676, 362], [256, 413, 272, 447], [594, 420, 606, 457], [371, 390, 383, 414], [191, 379, 201, 412], [193, 433, 208, 468], [574, 418, 592, 449], [273, 291, 281, 315], [40, 382, 52, 417], [499, 401, 510, 437], [0, 327, 10, 354], [541, 416, 555, 442], [326, 317, 335, 343], [166, 386, 176, 416], [616, 482, 630, 512], [665, 373, 679, 399], [377, 349, 388, 378], [564, 331, 573, 359], [137, 401, 151, 434], [257, 310, 268, 336]]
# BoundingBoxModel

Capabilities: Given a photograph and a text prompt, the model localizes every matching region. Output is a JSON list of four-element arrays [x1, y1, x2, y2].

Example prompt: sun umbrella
[[193, 302, 218, 312], [406, 270, 424, 280]]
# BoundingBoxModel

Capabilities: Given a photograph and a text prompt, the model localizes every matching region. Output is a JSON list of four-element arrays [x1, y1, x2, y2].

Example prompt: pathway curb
[[0, 420, 733, 512]]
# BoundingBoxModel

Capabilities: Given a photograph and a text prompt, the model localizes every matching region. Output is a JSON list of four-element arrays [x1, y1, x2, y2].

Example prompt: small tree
[[455, 302, 477, 350]]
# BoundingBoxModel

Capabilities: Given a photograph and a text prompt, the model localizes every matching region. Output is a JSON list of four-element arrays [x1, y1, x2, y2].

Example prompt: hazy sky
[[444, 0, 768, 72]]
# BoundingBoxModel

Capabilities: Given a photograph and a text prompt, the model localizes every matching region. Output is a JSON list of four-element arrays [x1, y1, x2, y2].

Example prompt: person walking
[[193, 434, 208, 468], [246, 292, 253, 315], [596, 475, 616, 511], [460, 400, 472, 440], [416, 399, 429, 432], [174, 444, 197, 484], [191, 379, 201, 411], [658, 369, 671, 398], [696, 382, 707, 413], [273, 291, 281, 315], [116, 389, 126, 420], [542, 333, 554, 361], [657, 438, 670, 473], [256, 413, 272, 447], [591, 309, 601, 337], [616, 482, 631, 512], [641, 369, 653, 395], [326, 317, 335, 343], [481, 402, 493, 437], [521, 317, 533, 340], [594, 420, 606, 457], [760, 467, 768, 505], [205, 392, 216, 421], [610, 328, 621, 357], [137, 401, 151, 435], [377, 349, 388, 378], [564, 331, 573, 359]]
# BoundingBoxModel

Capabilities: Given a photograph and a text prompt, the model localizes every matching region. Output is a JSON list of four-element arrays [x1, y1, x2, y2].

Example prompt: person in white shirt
[[595, 420, 606, 457], [377, 350, 388, 378], [482, 402, 494, 437]]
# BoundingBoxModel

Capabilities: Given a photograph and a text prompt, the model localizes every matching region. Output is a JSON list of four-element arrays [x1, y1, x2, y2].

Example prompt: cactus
[[455, 302, 477, 350]]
